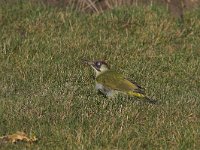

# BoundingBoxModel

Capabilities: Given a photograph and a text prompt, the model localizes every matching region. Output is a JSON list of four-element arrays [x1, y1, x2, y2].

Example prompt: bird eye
[[96, 62, 101, 67]]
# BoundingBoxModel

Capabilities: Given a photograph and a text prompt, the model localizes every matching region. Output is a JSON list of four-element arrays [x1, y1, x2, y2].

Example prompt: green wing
[[96, 70, 145, 94]]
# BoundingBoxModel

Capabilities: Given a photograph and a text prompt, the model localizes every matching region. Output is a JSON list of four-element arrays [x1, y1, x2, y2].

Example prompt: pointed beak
[[82, 60, 94, 66]]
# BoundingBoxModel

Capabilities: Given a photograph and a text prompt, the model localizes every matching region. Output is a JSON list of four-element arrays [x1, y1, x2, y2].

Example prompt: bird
[[84, 60, 157, 104]]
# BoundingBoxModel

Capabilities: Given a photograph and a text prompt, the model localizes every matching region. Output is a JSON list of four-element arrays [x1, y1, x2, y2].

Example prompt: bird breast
[[95, 83, 104, 90]]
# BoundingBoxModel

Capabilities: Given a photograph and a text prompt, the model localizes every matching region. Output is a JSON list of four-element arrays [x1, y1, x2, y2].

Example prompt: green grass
[[0, 1, 200, 149]]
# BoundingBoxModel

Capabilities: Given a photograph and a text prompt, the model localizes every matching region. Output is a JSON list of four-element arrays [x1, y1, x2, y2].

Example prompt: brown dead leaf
[[0, 131, 37, 144]]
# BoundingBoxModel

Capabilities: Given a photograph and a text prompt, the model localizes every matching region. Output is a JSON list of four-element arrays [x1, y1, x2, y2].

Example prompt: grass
[[0, 1, 200, 149]]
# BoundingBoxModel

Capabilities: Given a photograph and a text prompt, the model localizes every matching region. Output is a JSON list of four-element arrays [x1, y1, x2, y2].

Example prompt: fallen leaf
[[0, 131, 37, 144]]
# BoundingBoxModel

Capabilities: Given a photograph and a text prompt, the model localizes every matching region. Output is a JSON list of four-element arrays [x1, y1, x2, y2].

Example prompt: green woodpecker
[[84, 60, 157, 104]]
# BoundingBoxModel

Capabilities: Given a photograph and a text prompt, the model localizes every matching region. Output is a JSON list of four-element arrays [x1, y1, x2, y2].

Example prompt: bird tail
[[127, 91, 157, 104]]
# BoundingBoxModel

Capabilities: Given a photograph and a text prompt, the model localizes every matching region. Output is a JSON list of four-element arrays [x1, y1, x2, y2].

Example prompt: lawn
[[0, 1, 200, 149]]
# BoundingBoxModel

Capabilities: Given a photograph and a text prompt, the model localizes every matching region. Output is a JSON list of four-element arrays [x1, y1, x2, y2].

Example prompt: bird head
[[84, 60, 109, 77]]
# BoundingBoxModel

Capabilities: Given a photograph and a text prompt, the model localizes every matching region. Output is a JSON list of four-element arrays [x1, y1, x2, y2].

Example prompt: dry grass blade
[[85, 0, 100, 13]]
